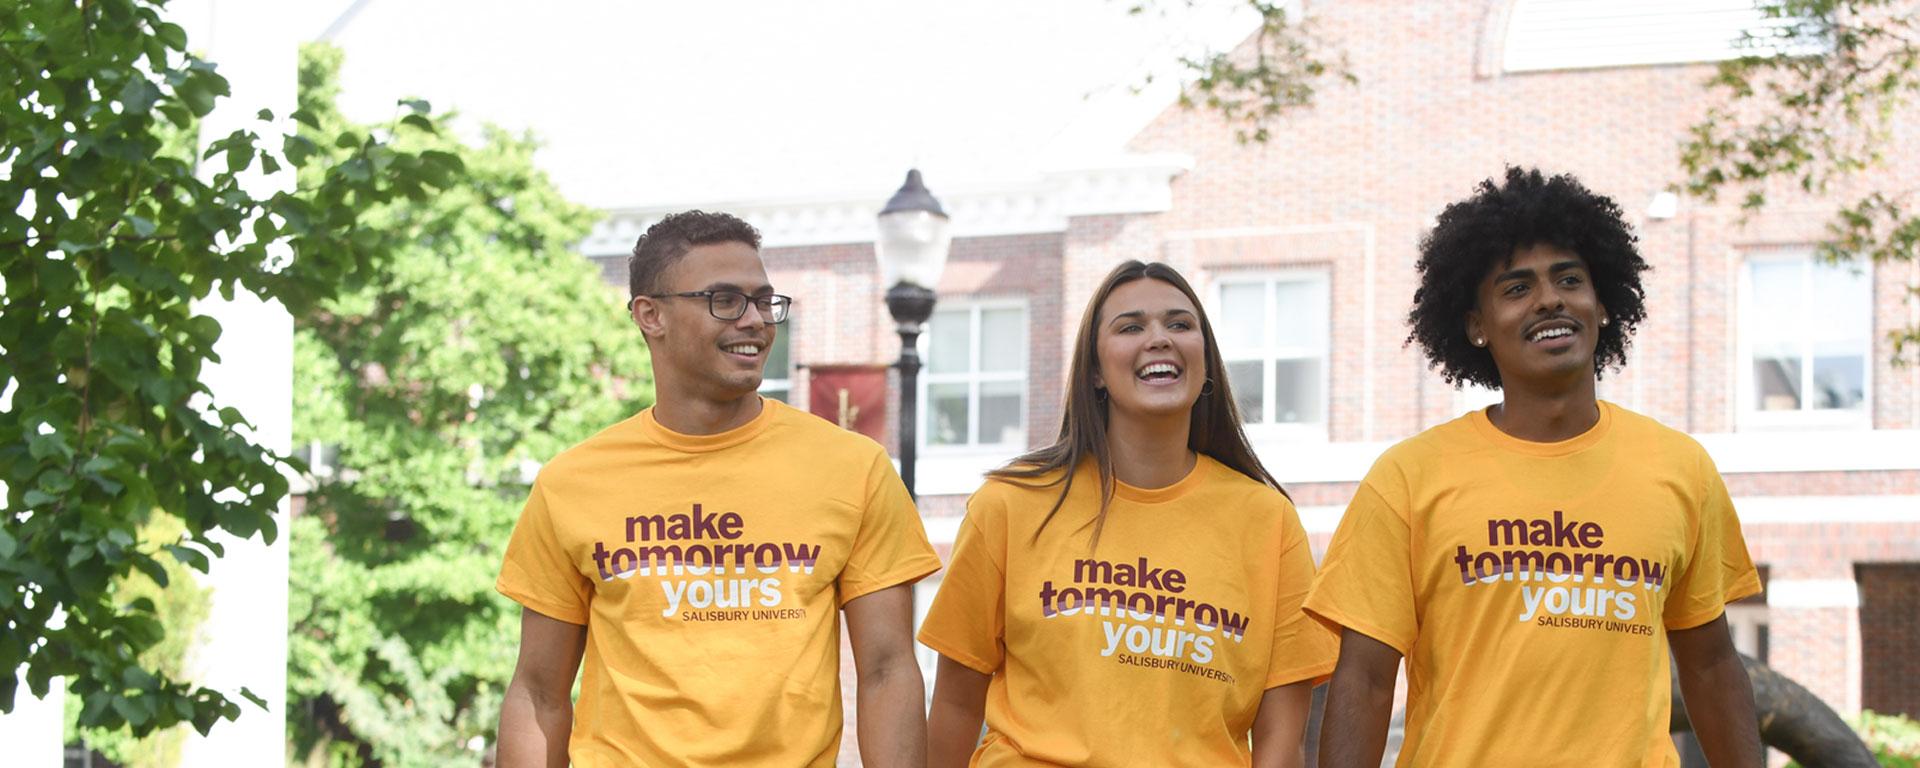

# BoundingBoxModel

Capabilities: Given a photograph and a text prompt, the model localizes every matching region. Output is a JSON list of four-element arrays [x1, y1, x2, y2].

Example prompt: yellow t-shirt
[[496, 398, 942, 767], [918, 455, 1338, 767], [1303, 401, 1762, 767]]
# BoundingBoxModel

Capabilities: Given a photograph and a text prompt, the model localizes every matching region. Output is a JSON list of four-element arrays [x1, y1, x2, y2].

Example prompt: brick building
[[577, 0, 1920, 760]]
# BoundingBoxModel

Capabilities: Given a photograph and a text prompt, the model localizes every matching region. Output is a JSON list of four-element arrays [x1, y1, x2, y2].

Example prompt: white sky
[[287, 0, 1256, 209]]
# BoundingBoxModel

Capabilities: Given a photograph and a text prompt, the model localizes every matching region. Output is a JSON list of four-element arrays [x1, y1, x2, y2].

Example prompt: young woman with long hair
[[918, 261, 1336, 768]]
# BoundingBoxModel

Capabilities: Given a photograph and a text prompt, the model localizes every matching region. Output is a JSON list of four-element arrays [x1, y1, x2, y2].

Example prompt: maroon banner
[[807, 364, 890, 443]]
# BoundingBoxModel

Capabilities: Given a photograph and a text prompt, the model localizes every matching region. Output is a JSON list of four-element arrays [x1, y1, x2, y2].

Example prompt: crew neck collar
[[639, 397, 777, 453], [1469, 400, 1614, 457], [1113, 454, 1212, 504]]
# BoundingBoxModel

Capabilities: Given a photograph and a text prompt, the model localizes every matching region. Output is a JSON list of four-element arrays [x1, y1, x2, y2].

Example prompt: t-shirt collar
[[1112, 454, 1212, 504], [1468, 399, 1614, 457], [638, 396, 777, 453]]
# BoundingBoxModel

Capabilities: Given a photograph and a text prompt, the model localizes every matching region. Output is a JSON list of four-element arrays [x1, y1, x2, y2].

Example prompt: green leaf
[[239, 687, 268, 710], [118, 77, 161, 114], [127, 214, 158, 238], [0, 528, 15, 559]]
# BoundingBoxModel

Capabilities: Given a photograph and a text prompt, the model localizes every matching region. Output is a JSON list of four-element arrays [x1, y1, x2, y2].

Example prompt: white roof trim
[[578, 154, 1192, 255]]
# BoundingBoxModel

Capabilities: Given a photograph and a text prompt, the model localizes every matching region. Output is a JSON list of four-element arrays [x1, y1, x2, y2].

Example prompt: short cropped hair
[[628, 210, 763, 298], [1406, 167, 1650, 389]]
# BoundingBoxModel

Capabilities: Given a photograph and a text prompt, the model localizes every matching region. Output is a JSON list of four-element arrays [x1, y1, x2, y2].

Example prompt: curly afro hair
[[1407, 167, 1650, 389]]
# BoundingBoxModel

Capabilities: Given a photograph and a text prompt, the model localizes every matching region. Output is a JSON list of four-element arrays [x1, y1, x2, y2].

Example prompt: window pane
[[1272, 358, 1324, 423], [1808, 261, 1871, 346], [980, 308, 1026, 373], [979, 380, 1025, 446], [927, 309, 971, 374], [1216, 283, 1266, 352], [1753, 357, 1802, 411], [926, 382, 970, 446], [1272, 279, 1328, 350], [1747, 260, 1803, 352], [765, 329, 791, 379], [1812, 355, 1864, 410], [1225, 359, 1264, 424]]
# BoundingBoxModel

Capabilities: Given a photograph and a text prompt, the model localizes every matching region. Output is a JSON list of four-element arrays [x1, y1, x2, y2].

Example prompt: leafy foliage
[[1, 0, 456, 738], [285, 44, 653, 767], [62, 515, 209, 766], [1681, 0, 1920, 359], [1133, 0, 1355, 143]]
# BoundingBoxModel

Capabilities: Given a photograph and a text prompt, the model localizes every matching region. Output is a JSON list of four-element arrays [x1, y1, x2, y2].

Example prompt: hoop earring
[[1200, 378, 1215, 396]]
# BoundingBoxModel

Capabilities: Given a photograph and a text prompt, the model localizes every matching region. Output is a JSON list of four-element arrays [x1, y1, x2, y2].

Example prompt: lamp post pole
[[887, 283, 936, 497], [874, 169, 951, 499]]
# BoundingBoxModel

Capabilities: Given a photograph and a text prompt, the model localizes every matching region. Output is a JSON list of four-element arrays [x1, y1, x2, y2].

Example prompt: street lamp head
[[875, 169, 953, 291]]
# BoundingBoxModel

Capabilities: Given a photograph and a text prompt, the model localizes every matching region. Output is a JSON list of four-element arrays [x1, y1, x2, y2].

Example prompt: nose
[[1145, 324, 1172, 349], [734, 306, 767, 331]]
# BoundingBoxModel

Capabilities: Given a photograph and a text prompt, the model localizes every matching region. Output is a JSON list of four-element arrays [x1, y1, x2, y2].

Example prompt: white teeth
[[724, 344, 761, 355], [1529, 327, 1573, 342], [1137, 363, 1179, 378]]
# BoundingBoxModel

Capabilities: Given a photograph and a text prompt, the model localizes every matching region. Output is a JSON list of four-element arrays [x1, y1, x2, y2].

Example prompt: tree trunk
[[1670, 654, 1877, 768]]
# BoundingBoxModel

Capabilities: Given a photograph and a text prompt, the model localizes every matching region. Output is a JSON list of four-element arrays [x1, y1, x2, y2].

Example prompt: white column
[[0, 672, 63, 767], [176, 0, 295, 764]]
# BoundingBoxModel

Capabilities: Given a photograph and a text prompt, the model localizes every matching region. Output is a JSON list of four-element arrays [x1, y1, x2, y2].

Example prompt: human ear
[[631, 296, 668, 338]]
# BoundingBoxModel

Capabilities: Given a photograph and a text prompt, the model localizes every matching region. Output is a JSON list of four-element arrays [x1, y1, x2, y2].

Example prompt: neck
[[1490, 374, 1600, 442], [1104, 407, 1197, 489], [651, 376, 764, 436]]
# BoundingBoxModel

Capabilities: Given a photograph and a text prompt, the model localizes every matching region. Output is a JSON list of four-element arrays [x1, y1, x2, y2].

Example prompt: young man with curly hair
[[493, 210, 940, 767], [1306, 168, 1763, 766]]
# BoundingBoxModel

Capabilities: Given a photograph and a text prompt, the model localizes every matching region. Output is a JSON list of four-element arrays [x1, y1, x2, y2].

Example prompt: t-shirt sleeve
[[1663, 450, 1762, 630], [1303, 480, 1419, 656], [1266, 502, 1340, 688], [837, 450, 943, 604], [496, 479, 591, 625], [916, 490, 1008, 674]]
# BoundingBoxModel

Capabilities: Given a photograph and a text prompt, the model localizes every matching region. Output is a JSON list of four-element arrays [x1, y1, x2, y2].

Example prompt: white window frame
[[1735, 249, 1873, 430], [918, 300, 1028, 454], [1209, 270, 1332, 442], [1502, 0, 1821, 73]]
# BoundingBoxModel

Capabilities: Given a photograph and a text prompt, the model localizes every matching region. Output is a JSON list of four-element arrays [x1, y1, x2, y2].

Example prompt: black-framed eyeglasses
[[645, 290, 793, 324]]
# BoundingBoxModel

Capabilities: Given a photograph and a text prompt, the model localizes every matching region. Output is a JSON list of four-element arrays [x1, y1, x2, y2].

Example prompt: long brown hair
[[990, 260, 1287, 548]]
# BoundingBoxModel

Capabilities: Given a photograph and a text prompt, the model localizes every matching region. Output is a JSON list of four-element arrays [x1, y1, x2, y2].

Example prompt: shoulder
[[536, 411, 648, 483], [762, 399, 892, 462], [1603, 401, 1712, 464], [1368, 414, 1473, 478]]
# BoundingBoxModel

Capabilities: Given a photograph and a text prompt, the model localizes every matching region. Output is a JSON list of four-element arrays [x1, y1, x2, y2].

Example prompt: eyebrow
[[1107, 308, 1197, 327], [1493, 260, 1586, 284], [700, 281, 776, 295]]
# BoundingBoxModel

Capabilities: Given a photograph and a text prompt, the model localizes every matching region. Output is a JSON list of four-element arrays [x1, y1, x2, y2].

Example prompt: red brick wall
[[1858, 563, 1920, 719]]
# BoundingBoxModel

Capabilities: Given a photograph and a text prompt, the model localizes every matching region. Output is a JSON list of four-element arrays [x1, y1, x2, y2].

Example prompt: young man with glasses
[[495, 210, 940, 767]]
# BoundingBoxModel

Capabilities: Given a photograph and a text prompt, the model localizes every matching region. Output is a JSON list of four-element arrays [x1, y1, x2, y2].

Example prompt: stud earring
[[1600, 317, 1610, 327], [1473, 337, 1486, 347]]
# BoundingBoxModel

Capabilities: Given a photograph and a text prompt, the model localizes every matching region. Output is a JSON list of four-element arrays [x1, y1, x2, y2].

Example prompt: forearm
[[927, 704, 985, 768], [496, 683, 573, 768], [1251, 682, 1312, 768], [855, 654, 928, 768], [1318, 673, 1392, 768], [1677, 647, 1761, 766]]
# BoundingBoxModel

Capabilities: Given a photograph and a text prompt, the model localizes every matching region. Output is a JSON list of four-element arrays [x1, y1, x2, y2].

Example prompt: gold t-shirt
[[920, 455, 1337, 767], [497, 398, 941, 767], [1304, 402, 1762, 767]]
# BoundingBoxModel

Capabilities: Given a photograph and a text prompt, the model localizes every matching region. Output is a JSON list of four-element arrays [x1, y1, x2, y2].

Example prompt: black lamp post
[[875, 169, 952, 498]]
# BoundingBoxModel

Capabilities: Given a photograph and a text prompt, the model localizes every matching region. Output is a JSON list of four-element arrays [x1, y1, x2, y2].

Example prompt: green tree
[[1, 0, 456, 739], [1680, 0, 1919, 359], [1133, 0, 1354, 143], [285, 44, 652, 767]]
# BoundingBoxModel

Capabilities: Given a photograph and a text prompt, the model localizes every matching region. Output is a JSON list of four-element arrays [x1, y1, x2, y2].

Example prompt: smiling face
[[630, 240, 777, 401], [1093, 277, 1207, 420], [1467, 242, 1607, 390]]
